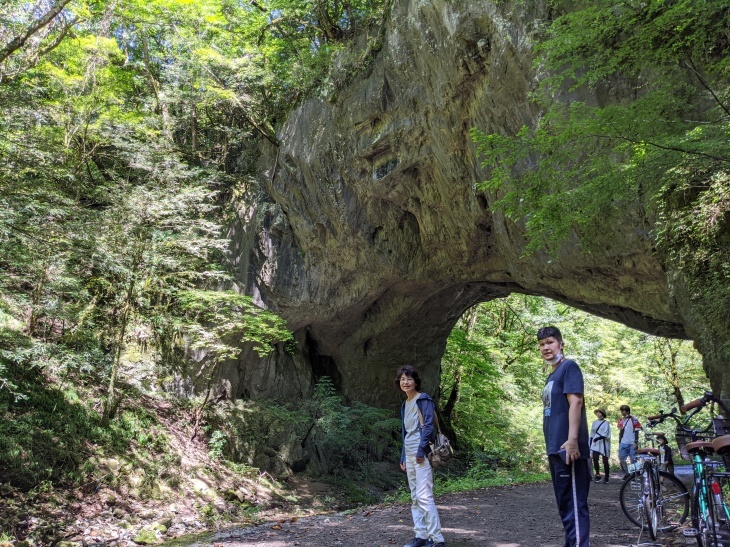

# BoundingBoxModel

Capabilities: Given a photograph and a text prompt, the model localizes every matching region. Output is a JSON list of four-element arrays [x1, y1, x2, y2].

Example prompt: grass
[[383, 463, 551, 504], [436, 468, 551, 496]]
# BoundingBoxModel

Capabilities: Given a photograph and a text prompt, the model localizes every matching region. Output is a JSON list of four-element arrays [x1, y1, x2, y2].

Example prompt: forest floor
[[180, 472, 689, 547]]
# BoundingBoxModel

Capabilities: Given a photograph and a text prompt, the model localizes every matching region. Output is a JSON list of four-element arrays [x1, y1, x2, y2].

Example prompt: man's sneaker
[[594, 475, 602, 482], [426, 541, 447, 547], [403, 538, 428, 547], [603, 478, 609, 483]]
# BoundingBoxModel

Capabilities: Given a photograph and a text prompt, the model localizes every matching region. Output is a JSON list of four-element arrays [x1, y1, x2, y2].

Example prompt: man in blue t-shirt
[[539, 326, 591, 547]]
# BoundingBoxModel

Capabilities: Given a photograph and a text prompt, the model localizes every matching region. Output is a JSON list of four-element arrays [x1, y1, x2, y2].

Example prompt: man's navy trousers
[[548, 454, 591, 547]]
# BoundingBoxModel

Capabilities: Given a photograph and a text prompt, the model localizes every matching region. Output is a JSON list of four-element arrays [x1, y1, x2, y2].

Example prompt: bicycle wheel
[[620, 471, 689, 531], [693, 494, 724, 547], [619, 472, 645, 529], [710, 476, 730, 547], [700, 525, 730, 547], [701, 529, 730, 547], [644, 469, 658, 540], [702, 483, 730, 547], [656, 471, 690, 530]]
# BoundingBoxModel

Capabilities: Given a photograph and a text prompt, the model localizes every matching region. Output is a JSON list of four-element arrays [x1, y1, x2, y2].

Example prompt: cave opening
[[436, 294, 708, 454]]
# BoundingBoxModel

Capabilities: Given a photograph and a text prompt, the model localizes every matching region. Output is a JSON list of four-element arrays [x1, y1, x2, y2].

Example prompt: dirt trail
[[186, 472, 686, 547]]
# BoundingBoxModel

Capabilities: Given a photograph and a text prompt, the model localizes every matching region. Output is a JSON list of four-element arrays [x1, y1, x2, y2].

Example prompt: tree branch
[[0, 16, 78, 86], [684, 56, 730, 120], [38, 15, 77, 56], [0, 0, 75, 64], [586, 133, 730, 163], [250, 0, 268, 12]]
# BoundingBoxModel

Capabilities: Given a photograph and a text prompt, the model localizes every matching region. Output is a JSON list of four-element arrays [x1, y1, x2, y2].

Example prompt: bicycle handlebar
[[680, 391, 730, 415], [643, 391, 730, 436], [680, 397, 706, 413]]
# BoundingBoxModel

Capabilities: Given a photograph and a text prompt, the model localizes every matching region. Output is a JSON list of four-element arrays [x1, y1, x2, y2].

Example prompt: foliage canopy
[[0, 0, 388, 410], [473, 0, 730, 260]]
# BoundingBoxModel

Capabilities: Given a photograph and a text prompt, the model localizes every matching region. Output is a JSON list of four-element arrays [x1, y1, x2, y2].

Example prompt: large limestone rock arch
[[225, 0, 725, 409]]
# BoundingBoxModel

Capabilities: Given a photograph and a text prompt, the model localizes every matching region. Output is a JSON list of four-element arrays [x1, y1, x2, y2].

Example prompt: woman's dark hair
[[394, 365, 422, 391], [620, 405, 630, 413]]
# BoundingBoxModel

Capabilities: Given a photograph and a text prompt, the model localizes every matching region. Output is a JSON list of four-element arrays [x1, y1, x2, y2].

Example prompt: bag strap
[[415, 399, 442, 435]]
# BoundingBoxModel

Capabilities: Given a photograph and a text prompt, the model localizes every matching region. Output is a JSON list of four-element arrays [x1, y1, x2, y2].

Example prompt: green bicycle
[[642, 391, 730, 547]]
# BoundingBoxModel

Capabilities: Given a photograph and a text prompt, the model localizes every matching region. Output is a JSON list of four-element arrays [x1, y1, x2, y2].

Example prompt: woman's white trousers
[[405, 455, 444, 543]]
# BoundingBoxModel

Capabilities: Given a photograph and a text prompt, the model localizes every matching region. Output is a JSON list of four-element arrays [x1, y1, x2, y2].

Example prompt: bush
[[300, 378, 401, 475], [203, 377, 401, 478]]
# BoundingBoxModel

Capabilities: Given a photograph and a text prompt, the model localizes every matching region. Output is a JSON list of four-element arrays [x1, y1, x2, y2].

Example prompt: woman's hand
[[416, 456, 425, 464], [400, 461, 407, 471]]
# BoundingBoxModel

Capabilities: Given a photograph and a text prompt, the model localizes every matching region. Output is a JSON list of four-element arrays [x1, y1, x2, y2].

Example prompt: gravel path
[[186, 472, 688, 547]]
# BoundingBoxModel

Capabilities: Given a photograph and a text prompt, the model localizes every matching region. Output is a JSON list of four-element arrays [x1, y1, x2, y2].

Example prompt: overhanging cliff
[[225, 0, 728, 408]]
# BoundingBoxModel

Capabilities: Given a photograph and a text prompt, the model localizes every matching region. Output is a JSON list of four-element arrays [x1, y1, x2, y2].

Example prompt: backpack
[[416, 403, 454, 467]]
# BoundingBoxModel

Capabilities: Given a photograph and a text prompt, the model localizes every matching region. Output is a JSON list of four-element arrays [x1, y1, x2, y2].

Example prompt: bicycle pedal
[[683, 528, 698, 537]]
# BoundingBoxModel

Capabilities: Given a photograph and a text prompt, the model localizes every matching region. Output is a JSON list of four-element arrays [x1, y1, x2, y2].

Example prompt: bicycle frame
[[687, 444, 730, 545], [691, 448, 713, 532]]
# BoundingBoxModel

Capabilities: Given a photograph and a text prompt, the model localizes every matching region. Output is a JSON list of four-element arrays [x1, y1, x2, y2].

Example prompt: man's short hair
[[620, 405, 630, 413], [537, 326, 562, 342]]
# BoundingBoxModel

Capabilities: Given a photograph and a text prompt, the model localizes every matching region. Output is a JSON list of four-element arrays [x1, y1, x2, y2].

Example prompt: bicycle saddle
[[637, 447, 661, 455], [686, 440, 715, 455], [712, 435, 730, 455]]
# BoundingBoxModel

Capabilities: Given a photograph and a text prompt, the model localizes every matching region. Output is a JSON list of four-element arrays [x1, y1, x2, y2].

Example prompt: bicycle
[[631, 391, 730, 547], [618, 419, 689, 540], [711, 436, 730, 545], [680, 393, 730, 546]]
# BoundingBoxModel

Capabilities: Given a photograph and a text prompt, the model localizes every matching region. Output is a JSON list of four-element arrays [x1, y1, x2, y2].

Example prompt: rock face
[[226, 0, 726, 409]]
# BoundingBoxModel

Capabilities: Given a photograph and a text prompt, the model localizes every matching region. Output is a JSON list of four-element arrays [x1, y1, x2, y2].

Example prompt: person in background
[[589, 408, 611, 483], [539, 326, 591, 547], [395, 365, 446, 547], [656, 433, 675, 476], [617, 405, 642, 478]]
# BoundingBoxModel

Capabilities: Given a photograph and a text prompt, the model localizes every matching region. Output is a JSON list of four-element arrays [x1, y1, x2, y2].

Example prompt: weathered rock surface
[[225, 0, 727, 409]]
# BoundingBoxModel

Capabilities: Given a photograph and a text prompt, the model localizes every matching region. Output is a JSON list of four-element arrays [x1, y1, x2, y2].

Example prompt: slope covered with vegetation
[[1, 0, 390, 542]]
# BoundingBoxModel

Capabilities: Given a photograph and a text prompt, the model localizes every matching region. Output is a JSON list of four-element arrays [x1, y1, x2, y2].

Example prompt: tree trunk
[[28, 263, 48, 336], [655, 339, 685, 411], [102, 272, 137, 425]]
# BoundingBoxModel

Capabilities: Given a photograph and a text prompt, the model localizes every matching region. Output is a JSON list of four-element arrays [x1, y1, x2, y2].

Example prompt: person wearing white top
[[589, 408, 611, 483], [617, 404, 642, 478]]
